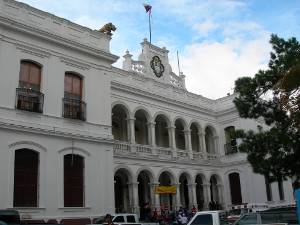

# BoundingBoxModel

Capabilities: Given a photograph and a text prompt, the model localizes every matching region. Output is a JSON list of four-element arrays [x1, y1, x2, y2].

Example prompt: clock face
[[150, 56, 164, 78]]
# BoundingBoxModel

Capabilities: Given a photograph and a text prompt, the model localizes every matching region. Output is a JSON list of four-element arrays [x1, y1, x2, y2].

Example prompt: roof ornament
[[99, 23, 116, 36]]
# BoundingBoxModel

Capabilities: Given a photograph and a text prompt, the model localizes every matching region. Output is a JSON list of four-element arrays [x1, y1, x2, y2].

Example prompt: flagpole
[[149, 10, 152, 43], [177, 51, 181, 75]]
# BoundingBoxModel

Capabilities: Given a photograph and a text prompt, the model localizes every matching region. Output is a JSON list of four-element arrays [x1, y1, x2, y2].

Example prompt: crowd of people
[[140, 201, 222, 225], [140, 205, 197, 225]]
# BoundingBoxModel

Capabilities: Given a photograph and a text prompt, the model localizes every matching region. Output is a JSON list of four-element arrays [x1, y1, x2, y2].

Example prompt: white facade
[[0, 0, 294, 222]]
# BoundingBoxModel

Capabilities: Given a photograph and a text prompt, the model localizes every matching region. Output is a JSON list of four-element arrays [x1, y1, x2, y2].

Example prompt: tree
[[233, 35, 300, 187]]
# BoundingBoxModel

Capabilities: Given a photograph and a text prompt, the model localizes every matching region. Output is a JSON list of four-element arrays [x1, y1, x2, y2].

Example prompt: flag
[[143, 3, 152, 13]]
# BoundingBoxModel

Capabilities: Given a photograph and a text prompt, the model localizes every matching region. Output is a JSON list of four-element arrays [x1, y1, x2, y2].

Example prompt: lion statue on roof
[[99, 23, 116, 35]]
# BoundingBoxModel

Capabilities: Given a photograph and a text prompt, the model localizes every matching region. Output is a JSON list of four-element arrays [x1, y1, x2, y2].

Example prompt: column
[[175, 183, 181, 210], [128, 117, 136, 152], [169, 126, 177, 157], [148, 122, 157, 155], [184, 129, 193, 159], [129, 182, 139, 214], [188, 183, 197, 208], [217, 184, 224, 209], [150, 182, 160, 211], [213, 136, 219, 155], [202, 182, 211, 210], [199, 131, 207, 159]]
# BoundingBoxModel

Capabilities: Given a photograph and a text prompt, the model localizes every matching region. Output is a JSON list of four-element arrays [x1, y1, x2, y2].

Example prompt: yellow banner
[[155, 185, 176, 194]]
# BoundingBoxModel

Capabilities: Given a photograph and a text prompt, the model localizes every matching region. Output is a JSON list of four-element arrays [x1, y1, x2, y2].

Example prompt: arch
[[188, 120, 202, 131], [178, 171, 192, 208], [132, 106, 151, 121], [20, 59, 43, 68], [58, 146, 90, 157], [209, 173, 223, 185], [194, 173, 207, 184], [209, 174, 223, 209], [8, 141, 47, 208], [137, 169, 153, 218], [114, 167, 133, 213], [155, 114, 170, 148], [178, 170, 193, 184], [157, 169, 176, 211], [112, 101, 131, 118], [136, 167, 155, 183], [153, 111, 171, 126], [190, 122, 200, 152], [172, 117, 188, 129], [112, 104, 130, 142], [174, 118, 187, 150], [135, 109, 150, 145], [157, 168, 176, 184], [204, 124, 218, 136], [205, 125, 217, 154], [65, 71, 85, 79], [9, 141, 47, 152], [114, 166, 134, 183], [195, 173, 206, 210]]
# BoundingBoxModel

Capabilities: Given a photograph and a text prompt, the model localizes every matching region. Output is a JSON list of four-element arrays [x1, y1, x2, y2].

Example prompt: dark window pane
[[113, 216, 125, 223], [127, 216, 136, 223], [64, 154, 84, 207], [13, 149, 39, 207], [190, 214, 213, 225]]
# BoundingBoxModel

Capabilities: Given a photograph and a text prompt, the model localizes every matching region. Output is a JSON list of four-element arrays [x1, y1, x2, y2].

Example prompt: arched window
[[16, 61, 44, 113], [63, 73, 86, 120], [224, 126, 237, 154], [19, 61, 41, 91], [14, 149, 39, 207], [64, 154, 84, 207], [229, 172, 242, 204]]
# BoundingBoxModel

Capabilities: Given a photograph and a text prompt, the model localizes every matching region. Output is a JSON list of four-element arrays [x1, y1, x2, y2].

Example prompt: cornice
[[111, 81, 218, 118], [0, 119, 115, 144], [113, 154, 224, 168], [0, 16, 119, 64], [16, 42, 51, 58]]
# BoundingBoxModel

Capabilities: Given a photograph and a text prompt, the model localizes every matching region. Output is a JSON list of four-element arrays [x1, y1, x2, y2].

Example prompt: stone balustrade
[[113, 141, 219, 162]]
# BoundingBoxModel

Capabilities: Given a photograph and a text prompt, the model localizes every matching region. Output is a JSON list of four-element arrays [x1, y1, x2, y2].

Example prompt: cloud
[[193, 20, 219, 37], [179, 34, 271, 99]]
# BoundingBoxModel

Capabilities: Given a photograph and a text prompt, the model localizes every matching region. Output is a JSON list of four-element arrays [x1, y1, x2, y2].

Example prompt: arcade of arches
[[114, 168, 229, 214], [111, 104, 219, 157]]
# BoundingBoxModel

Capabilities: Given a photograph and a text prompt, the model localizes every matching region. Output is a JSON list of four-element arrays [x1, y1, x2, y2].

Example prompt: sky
[[19, 0, 300, 99]]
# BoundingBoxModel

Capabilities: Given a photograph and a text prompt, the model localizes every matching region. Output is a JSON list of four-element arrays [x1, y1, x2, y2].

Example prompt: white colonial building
[[0, 0, 295, 223]]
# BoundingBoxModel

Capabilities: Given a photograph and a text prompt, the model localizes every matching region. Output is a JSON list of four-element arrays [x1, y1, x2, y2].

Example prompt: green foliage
[[233, 35, 300, 182]]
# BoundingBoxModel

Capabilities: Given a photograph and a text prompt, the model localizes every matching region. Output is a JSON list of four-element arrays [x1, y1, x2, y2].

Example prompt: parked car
[[0, 210, 61, 225], [187, 211, 230, 225], [92, 213, 159, 225], [234, 210, 299, 225]]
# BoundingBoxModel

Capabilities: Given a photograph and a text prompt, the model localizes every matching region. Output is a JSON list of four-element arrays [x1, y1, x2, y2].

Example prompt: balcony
[[224, 142, 238, 155], [113, 141, 219, 162], [63, 98, 86, 121], [16, 88, 44, 113]]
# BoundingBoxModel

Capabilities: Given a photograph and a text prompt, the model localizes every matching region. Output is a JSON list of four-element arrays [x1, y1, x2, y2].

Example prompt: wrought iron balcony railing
[[63, 98, 86, 121], [16, 88, 44, 113], [224, 142, 238, 155]]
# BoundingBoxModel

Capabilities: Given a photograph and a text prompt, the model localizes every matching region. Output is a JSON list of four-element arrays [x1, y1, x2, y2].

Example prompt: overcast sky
[[19, 0, 300, 99]]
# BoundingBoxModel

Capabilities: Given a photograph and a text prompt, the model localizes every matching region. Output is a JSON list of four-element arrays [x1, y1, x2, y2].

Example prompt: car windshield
[[229, 209, 242, 215]]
